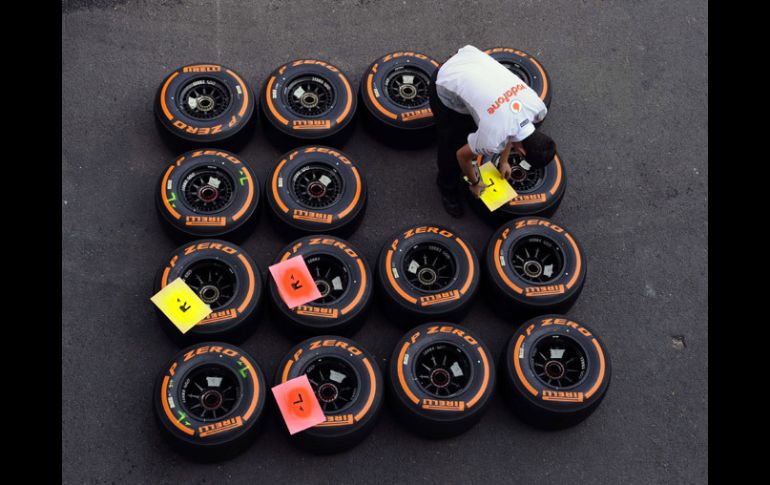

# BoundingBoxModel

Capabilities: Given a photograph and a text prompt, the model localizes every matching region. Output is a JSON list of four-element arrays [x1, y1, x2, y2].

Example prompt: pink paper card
[[268, 255, 322, 309], [271, 374, 326, 435]]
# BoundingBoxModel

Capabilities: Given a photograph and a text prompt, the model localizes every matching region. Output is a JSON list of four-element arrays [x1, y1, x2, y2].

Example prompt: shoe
[[440, 188, 464, 218]]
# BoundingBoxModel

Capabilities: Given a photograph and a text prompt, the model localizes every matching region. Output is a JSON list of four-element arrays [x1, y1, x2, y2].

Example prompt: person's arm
[[497, 142, 513, 179], [456, 144, 486, 198]]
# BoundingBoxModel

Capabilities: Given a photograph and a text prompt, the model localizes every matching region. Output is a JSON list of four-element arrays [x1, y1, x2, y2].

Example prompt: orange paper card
[[269, 255, 322, 309], [271, 374, 326, 435]]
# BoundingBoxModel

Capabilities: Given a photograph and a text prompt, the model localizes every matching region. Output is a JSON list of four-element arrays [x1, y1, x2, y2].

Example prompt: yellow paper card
[[479, 161, 519, 211], [150, 277, 212, 334]]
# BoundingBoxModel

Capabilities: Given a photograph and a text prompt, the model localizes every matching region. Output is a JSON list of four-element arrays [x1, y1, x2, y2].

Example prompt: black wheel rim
[[182, 260, 237, 310], [180, 364, 242, 421], [181, 166, 236, 213], [531, 335, 587, 389], [503, 153, 545, 193], [402, 243, 457, 292], [286, 76, 335, 116], [499, 61, 532, 86], [178, 78, 232, 120], [384, 67, 430, 109], [510, 235, 564, 284], [291, 164, 343, 209], [305, 254, 349, 304], [303, 357, 359, 413], [415, 343, 471, 397]]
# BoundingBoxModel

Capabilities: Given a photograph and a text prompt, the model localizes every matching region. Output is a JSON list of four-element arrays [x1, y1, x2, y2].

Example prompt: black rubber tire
[[484, 217, 586, 319], [154, 240, 263, 345], [260, 59, 357, 150], [153, 342, 267, 461], [156, 149, 260, 242], [500, 315, 611, 429], [265, 146, 367, 239], [467, 151, 566, 225], [484, 47, 552, 111], [274, 336, 384, 453], [268, 235, 372, 338], [376, 224, 480, 326], [154, 63, 256, 151], [359, 51, 439, 148], [388, 323, 495, 438]]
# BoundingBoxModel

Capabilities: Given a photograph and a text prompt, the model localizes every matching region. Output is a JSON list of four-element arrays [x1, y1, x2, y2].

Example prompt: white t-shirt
[[436, 45, 547, 156]]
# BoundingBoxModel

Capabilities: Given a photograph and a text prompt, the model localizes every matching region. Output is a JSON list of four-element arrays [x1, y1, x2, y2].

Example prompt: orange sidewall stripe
[[386, 250, 417, 304], [466, 345, 489, 408], [494, 238, 523, 294], [366, 72, 397, 120], [240, 356, 260, 421], [335, 73, 353, 124], [161, 165, 182, 220], [564, 232, 581, 289], [265, 76, 289, 125], [236, 254, 255, 313], [232, 166, 254, 221], [529, 56, 549, 102], [513, 335, 538, 396], [281, 359, 293, 383], [585, 339, 606, 399], [271, 159, 290, 213], [397, 342, 420, 404], [341, 258, 367, 315], [162, 375, 195, 435], [455, 237, 474, 294], [354, 357, 377, 422], [550, 154, 562, 196], [337, 166, 361, 219], [226, 69, 249, 118], [161, 267, 171, 288], [160, 71, 179, 121]]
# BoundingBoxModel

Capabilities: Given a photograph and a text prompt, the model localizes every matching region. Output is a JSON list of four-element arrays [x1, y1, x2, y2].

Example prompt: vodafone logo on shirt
[[510, 100, 522, 113], [487, 83, 527, 115]]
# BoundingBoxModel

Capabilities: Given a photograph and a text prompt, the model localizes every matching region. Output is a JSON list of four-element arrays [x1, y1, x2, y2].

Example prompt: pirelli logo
[[401, 108, 433, 122], [420, 290, 460, 307], [183, 64, 221, 73], [295, 305, 338, 319], [542, 390, 584, 403], [198, 416, 243, 437], [185, 216, 227, 227], [199, 308, 237, 325], [421, 399, 465, 411], [292, 119, 331, 130], [293, 209, 333, 224], [509, 193, 546, 205], [525, 284, 565, 297], [317, 414, 354, 427]]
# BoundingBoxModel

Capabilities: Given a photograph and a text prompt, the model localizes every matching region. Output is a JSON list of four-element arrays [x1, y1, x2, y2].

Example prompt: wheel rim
[[291, 164, 343, 209], [504, 153, 545, 193], [181, 166, 236, 213], [509, 235, 564, 284], [499, 61, 532, 86], [384, 67, 430, 109], [531, 335, 587, 388], [402, 243, 457, 292], [305, 254, 349, 304], [182, 260, 237, 310], [178, 78, 232, 120], [180, 364, 242, 421], [303, 357, 358, 412], [286, 76, 335, 116], [415, 343, 471, 397]]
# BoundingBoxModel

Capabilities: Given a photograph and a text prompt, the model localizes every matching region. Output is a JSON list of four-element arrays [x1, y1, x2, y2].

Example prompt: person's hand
[[468, 181, 487, 198], [498, 160, 513, 180]]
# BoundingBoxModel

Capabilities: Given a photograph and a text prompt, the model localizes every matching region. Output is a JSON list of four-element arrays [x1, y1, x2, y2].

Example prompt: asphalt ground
[[62, 1, 708, 483]]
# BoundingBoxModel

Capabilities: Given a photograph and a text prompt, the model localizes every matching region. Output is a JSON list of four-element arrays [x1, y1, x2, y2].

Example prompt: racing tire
[[274, 336, 384, 453], [500, 315, 611, 429], [484, 217, 586, 319], [153, 342, 267, 461], [156, 149, 260, 243], [484, 47, 552, 113], [467, 151, 566, 225], [359, 51, 439, 148], [388, 323, 495, 438], [268, 235, 372, 338], [154, 63, 256, 151], [154, 240, 263, 345], [265, 146, 367, 239], [376, 224, 479, 326], [260, 59, 357, 150]]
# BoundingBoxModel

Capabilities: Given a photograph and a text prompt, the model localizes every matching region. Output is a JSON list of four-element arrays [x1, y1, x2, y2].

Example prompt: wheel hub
[[179, 78, 231, 120], [198, 284, 221, 304], [180, 364, 241, 421], [403, 243, 457, 292], [182, 166, 235, 213], [415, 343, 471, 397], [303, 357, 358, 412], [532, 335, 587, 388], [417, 267, 438, 286], [500, 61, 532, 86], [315, 279, 331, 298], [385, 67, 430, 109], [510, 235, 564, 284], [182, 260, 237, 310], [287, 76, 335, 116], [317, 383, 339, 403], [291, 164, 343, 209], [305, 254, 348, 304], [398, 83, 418, 100], [301, 92, 319, 109]]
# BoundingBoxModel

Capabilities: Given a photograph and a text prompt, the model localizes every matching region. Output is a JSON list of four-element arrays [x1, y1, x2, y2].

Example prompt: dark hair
[[520, 131, 556, 169]]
